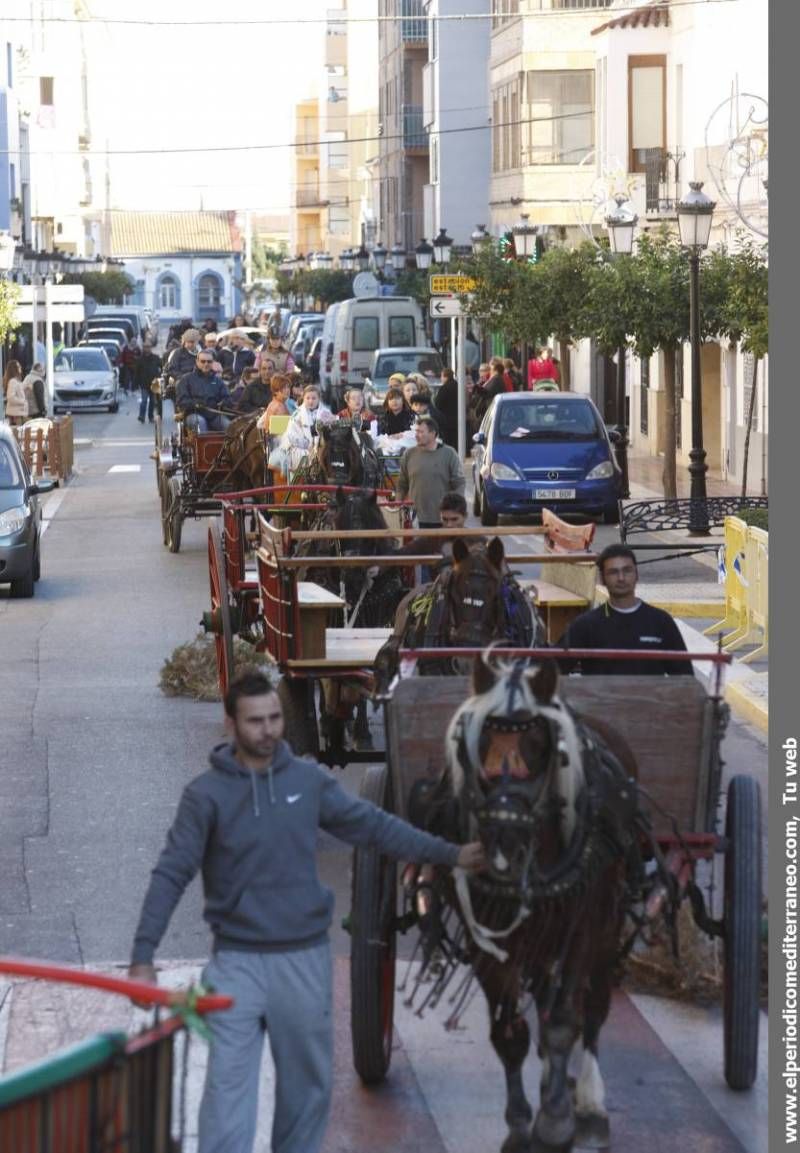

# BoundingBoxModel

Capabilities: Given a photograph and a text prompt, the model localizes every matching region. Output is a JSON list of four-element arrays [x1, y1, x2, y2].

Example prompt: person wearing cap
[[228, 333, 256, 381], [256, 327, 295, 376], [165, 328, 202, 384], [396, 414, 464, 529]]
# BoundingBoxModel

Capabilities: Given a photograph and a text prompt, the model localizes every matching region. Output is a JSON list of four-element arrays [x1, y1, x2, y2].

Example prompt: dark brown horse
[[407, 658, 641, 1152], [220, 414, 269, 491], [373, 537, 545, 693]]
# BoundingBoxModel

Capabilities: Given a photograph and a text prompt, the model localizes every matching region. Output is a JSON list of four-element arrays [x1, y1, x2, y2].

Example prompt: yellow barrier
[[705, 516, 749, 642], [734, 525, 768, 663], [705, 516, 768, 664]]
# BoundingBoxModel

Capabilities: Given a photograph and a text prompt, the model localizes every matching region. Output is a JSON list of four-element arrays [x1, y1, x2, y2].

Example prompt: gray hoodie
[[131, 741, 460, 965]]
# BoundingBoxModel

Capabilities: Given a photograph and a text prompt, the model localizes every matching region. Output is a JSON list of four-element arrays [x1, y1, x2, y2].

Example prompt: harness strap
[[453, 867, 531, 962]]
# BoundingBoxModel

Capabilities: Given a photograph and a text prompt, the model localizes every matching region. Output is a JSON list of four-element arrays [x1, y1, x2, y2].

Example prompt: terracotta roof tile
[[592, 2, 669, 36], [109, 211, 241, 256]]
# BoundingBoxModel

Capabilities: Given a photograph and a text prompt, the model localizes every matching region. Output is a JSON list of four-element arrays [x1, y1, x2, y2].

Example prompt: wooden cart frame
[[349, 650, 762, 1095]]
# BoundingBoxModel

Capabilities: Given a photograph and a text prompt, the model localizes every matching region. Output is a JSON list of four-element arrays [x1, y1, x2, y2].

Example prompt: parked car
[[285, 311, 323, 349], [0, 425, 57, 598], [92, 306, 156, 344], [290, 318, 324, 367], [363, 347, 443, 412], [319, 302, 341, 403], [84, 317, 136, 343], [330, 296, 426, 406], [81, 326, 131, 354], [470, 393, 622, 526], [52, 347, 119, 414], [77, 338, 123, 367], [304, 335, 323, 383]]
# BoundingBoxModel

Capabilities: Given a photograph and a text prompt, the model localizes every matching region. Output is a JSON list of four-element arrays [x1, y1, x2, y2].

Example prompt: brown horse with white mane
[[407, 656, 642, 1152]]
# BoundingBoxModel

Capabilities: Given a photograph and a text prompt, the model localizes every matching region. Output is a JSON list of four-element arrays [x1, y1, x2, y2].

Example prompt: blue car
[[471, 393, 621, 526]]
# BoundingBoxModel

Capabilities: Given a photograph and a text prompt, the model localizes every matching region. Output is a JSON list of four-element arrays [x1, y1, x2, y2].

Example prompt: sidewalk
[[626, 450, 746, 501]]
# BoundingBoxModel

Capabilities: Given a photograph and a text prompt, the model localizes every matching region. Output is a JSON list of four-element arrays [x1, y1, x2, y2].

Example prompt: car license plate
[[534, 488, 575, 500]]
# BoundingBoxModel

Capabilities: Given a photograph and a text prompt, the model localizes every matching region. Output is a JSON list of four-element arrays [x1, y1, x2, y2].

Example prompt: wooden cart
[[349, 653, 762, 1094]]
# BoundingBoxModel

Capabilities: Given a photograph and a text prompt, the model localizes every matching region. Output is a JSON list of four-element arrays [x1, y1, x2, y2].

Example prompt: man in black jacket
[[134, 342, 162, 423], [176, 352, 233, 432], [560, 544, 693, 676], [234, 357, 273, 414], [165, 329, 201, 386]]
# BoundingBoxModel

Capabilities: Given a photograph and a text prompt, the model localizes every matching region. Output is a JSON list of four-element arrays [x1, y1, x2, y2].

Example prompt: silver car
[[0, 426, 57, 598], [52, 347, 119, 414]]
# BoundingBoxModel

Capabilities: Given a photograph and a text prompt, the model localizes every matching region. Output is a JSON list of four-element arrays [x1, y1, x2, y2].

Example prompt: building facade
[[422, 0, 491, 248], [110, 212, 242, 326], [377, 0, 429, 253]]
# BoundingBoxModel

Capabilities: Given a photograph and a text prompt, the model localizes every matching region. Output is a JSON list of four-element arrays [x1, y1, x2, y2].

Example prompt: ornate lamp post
[[355, 244, 370, 272], [340, 248, 355, 272], [511, 213, 538, 261], [432, 227, 453, 266], [676, 180, 716, 535], [604, 194, 638, 499], [390, 243, 406, 273], [414, 238, 433, 272], [371, 241, 387, 274], [470, 224, 491, 256]]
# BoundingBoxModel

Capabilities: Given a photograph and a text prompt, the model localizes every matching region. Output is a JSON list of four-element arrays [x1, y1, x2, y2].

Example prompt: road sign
[[429, 297, 462, 318], [429, 274, 477, 295], [14, 283, 86, 324]]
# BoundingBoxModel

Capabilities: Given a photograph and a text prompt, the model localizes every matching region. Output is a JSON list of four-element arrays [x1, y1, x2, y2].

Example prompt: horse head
[[318, 421, 362, 485], [444, 536, 506, 649], [446, 656, 585, 891]]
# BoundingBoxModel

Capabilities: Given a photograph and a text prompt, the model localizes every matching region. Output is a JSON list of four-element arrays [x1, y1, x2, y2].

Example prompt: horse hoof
[[501, 1129, 532, 1153], [574, 1112, 610, 1149], [532, 1109, 575, 1151]]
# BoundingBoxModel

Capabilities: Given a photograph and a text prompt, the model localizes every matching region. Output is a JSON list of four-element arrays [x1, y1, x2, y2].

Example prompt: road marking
[[39, 485, 69, 537], [108, 464, 141, 474]]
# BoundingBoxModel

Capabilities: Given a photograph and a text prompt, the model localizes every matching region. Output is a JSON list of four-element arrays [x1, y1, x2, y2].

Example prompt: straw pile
[[160, 634, 274, 702]]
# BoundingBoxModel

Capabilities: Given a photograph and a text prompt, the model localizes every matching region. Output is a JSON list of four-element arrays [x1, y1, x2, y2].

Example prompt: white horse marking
[[575, 1047, 607, 1118]]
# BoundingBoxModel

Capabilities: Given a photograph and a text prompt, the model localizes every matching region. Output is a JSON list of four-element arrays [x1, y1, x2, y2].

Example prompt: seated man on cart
[[559, 544, 693, 675], [176, 352, 234, 433]]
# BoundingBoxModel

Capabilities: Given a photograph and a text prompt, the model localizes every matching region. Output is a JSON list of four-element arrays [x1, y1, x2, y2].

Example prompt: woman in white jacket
[[270, 384, 333, 477], [3, 360, 27, 426]]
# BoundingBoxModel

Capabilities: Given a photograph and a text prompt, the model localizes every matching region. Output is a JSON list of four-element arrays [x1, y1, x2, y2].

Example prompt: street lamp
[[603, 194, 639, 500], [390, 243, 406, 273], [415, 238, 433, 271], [432, 227, 453, 266], [471, 224, 491, 256], [316, 252, 333, 270], [355, 243, 370, 272], [676, 180, 716, 535], [371, 241, 387, 273], [340, 248, 354, 271], [511, 213, 538, 261]]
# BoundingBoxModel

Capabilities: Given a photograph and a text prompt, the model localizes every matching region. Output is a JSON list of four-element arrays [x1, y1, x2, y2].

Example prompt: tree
[[532, 243, 599, 391], [0, 279, 21, 346], [713, 236, 768, 498], [61, 269, 135, 305]]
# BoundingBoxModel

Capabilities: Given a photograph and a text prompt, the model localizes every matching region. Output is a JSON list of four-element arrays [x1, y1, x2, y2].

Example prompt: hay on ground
[[160, 634, 275, 701]]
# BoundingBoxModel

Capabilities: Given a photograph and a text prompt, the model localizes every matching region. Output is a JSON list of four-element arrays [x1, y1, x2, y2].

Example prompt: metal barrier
[[705, 517, 768, 663]]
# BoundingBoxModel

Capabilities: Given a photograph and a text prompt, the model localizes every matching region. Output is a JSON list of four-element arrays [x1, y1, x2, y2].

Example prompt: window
[[198, 275, 221, 310], [492, 77, 522, 173], [526, 70, 594, 165], [328, 203, 350, 235], [628, 56, 666, 173], [39, 76, 54, 105], [325, 132, 348, 170], [158, 274, 179, 310], [353, 317, 380, 352], [388, 316, 415, 346], [0, 443, 23, 488], [492, 0, 519, 30]]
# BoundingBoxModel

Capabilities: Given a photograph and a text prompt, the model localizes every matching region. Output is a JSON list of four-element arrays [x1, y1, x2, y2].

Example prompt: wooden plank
[[297, 582, 346, 608], [288, 526, 560, 541], [386, 675, 713, 835], [269, 554, 597, 569], [529, 580, 588, 607]]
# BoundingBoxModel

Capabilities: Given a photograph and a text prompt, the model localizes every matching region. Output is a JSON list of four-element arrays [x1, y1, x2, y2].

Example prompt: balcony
[[401, 0, 426, 43], [296, 189, 326, 209], [403, 105, 428, 152], [530, 1, 613, 8]]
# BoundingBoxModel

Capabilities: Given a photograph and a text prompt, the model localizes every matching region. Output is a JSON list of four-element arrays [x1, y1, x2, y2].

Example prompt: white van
[[319, 303, 341, 404], [330, 297, 426, 407]]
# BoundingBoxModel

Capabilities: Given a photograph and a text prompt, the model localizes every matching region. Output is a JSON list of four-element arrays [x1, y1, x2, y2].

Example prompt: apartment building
[[377, 0, 429, 254], [0, 27, 31, 250], [422, 0, 491, 248]]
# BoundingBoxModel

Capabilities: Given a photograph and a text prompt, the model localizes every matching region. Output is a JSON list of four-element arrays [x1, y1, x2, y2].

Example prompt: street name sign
[[14, 283, 86, 323], [429, 297, 462, 318], [429, 274, 477, 295]]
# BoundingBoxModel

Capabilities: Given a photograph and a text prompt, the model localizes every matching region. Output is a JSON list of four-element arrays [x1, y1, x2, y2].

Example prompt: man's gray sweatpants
[[198, 944, 332, 1153]]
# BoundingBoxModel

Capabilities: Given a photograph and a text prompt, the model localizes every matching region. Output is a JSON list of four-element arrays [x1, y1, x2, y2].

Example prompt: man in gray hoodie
[[129, 670, 483, 1153]]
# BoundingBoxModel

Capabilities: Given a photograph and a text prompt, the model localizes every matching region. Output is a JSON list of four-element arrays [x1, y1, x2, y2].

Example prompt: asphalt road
[[0, 397, 768, 1152]]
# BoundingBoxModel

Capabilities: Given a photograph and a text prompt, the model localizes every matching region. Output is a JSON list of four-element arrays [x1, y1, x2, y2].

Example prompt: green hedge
[[736, 507, 768, 531]]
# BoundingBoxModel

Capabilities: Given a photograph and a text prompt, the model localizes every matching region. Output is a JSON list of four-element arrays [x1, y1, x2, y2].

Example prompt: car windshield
[[0, 442, 23, 488], [373, 351, 443, 383], [55, 349, 109, 371], [496, 400, 601, 440]]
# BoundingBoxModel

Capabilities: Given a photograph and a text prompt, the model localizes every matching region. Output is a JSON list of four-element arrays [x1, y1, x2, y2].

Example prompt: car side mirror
[[472, 431, 486, 445], [29, 479, 58, 495]]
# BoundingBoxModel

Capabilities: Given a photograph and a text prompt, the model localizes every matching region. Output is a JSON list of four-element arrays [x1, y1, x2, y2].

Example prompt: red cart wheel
[[351, 763, 397, 1084], [208, 522, 235, 697]]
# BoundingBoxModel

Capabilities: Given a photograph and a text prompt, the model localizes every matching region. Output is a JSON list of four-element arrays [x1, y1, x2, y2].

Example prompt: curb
[[725, 679, 768, 734]]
